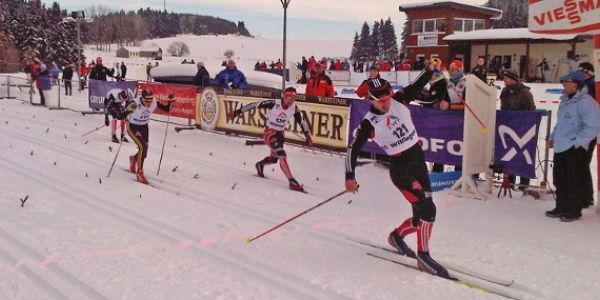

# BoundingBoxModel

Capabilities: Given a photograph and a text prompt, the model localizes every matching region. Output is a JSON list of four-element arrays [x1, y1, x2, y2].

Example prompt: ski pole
[[245, 190, 347, 243], [81, 124, 107, 137], [107, 140, 123, 177], [463, 101, 489, 133], [157, 97, 175, 175]]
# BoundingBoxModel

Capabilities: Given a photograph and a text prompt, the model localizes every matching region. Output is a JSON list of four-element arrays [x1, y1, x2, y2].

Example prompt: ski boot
[[289, 178, 304, 192], [136, 169, 149, 184], [111, 134, 119, 143], [255, 162, 265, 178], [545, 208, 564, 218], [388, 231, 416, 258], [129, 155, 137, 173], [416, 252, 450, 279], [121, 134, 129, 143]]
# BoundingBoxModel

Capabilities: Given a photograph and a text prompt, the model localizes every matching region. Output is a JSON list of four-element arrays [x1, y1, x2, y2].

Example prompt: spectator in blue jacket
[[214, 59, 248, 89], [546, 71, 600, 222]]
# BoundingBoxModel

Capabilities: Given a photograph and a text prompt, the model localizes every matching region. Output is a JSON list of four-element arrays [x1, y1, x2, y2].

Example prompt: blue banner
[[88, 80, 138, 110], [348, 100, 544, 178]]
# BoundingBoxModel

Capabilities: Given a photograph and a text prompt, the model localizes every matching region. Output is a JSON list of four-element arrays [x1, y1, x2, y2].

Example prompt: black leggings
[[127, 123, 149, 170], [389, 144, 436, 224]]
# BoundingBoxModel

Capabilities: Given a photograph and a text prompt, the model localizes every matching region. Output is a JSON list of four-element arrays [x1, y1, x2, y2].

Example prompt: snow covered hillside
[[1, 90, 600, 299]]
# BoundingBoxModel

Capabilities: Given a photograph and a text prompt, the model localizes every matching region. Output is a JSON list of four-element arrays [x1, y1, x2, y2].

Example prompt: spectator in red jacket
[[334, 59, 342, 71], [305, 64, 334, 97]]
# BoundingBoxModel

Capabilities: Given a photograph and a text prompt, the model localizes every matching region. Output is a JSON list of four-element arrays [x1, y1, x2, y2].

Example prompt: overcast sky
[[43, 0, 486, 40]]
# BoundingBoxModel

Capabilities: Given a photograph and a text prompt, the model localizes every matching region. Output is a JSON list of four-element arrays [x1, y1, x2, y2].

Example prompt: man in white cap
[[193, 61, 210, 88]]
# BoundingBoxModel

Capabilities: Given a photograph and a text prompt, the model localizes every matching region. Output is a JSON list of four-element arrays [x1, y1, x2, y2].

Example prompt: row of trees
[[0, 1, 252, 72], [82, 6, 251, 51], [350, 18, 399, 63], [0, 0, 80, 70]]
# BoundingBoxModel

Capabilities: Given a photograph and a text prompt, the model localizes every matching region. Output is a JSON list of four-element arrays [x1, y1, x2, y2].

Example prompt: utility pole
[[280, 0, 290, 91]]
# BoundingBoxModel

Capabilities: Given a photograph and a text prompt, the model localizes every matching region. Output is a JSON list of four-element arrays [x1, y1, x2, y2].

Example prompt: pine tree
[[357, 22, 372, 63], [400, 20, 408, 57], [382, 18, 399, 61], [370, 20, 381, 61], [350, 32, 359, 62], [485, 0, 528, 28]]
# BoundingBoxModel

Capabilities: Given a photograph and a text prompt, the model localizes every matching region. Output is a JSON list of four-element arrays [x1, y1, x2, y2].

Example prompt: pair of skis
[[347, 237, 521, 299]]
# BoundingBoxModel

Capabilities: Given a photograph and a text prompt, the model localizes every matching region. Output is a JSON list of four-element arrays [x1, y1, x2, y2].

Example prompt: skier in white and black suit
[[228, 87, 312, 192], [346, 64, 451, 278], [104, 88, 133, 143]]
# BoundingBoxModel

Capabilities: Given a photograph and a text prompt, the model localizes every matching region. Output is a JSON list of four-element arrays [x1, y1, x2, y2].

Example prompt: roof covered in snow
[[399, 1, 502, 19], [444, 28, 578, 42]]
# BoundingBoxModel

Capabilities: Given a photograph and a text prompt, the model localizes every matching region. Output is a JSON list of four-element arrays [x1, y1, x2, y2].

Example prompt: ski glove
[[126, 103, 137, 114]]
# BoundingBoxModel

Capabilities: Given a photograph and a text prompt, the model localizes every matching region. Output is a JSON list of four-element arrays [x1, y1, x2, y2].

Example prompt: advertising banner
[[349, 100, 544, 178], [88, 80, 138, 110], [528, 0, 600, 34], [138, 82, 197, 119], [217, 90, 350, 149]]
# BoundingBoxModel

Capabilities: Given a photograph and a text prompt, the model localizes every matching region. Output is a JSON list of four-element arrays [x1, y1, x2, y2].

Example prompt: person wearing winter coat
[[546, 71, 600, 222], [62, 64, 74, 96], [89, 57, 114, 81], [305, 64, 334, 97], [193, 62, 211, 88], [499, 69, 536, 189], [214, 59, 248, 89], [471, 57, 488, 83], [577, 62, 597, 208], [120, 62, 127, 80]]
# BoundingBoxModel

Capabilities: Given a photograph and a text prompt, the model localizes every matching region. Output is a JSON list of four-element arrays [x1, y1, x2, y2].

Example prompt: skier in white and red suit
[[228, 87, 312, 192], [346, 63, 450, 278]]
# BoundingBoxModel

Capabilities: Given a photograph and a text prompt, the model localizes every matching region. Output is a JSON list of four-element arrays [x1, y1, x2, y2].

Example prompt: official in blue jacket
[[546, 71, 600, 222], [214, 59, 248, 89]]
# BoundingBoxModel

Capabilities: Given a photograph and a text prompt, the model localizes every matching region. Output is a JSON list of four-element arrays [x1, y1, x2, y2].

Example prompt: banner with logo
[[88, 80, 138, 110], [217, 89, 350, 149], [138, 82, 197, 119], [528, 0, 600, 34], [349, 100, 544, 178], [197, 87, 220, 130]]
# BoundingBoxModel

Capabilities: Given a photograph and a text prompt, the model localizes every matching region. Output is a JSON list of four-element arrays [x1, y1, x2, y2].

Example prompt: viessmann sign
[[528, 0, 600, 34]]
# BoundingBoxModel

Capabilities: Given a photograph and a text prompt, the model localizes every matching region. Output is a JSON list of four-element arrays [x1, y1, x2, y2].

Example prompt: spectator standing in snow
[[62, 64, 74, 96], [471, 56, 488, 83], [146, 62, 152, 81], [305, 64, 334, 97], [120, 62, 127, 80], [546, 71, 600, 221], [577, 62, 597, 208], [193, 61, 211, 88], [499, 69, 536, 190], [214, 59, 248, 89], [89, 57, 114, 81]]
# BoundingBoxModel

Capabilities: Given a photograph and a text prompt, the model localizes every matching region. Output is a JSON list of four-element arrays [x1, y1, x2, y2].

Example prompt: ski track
[[0, 106, 541, 299], [0, 133, 352, 299]]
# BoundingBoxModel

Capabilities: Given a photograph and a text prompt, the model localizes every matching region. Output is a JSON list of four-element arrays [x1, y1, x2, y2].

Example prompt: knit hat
[[501, 69, 520, 81], [578, 62, 594, 75], [449, 60, 463, 70], [560, 71, 585, 83], [369, 64, 380, 71]]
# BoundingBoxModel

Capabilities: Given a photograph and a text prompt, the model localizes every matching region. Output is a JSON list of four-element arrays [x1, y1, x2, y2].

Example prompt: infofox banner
[[528, 0, 600, 34], [349, 100, 544, 178]]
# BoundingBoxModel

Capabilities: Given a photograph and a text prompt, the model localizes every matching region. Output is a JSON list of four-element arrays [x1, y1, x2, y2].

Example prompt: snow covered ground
[[2, 34, 600, 299], [1, 84, 600, 300]]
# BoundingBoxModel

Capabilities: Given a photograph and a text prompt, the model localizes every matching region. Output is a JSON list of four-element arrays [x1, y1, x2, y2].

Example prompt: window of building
[[453, 19, 485, 32], [474, 19, 485, 30], [413, 20, 423, 33], [436, 19, 446, 32], [424, 19, 435, 32], [464, 20, 474, 32], [413, 19, 447, 34]]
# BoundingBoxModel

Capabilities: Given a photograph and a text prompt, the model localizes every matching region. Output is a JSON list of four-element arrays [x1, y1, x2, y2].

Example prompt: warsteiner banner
[[217, 93, 349, 149], [138, 82, 197, 119], [88, 80, 138, 110]]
